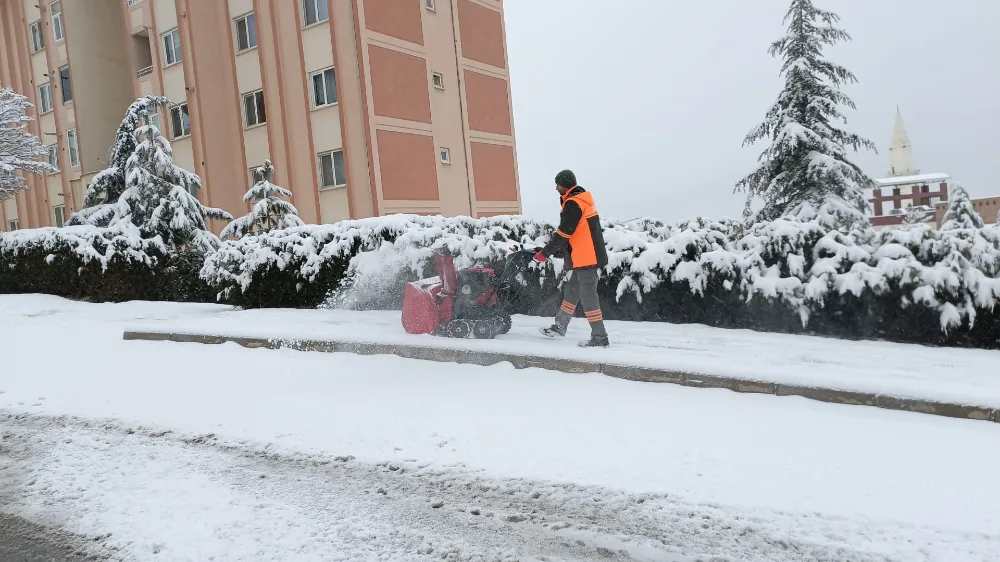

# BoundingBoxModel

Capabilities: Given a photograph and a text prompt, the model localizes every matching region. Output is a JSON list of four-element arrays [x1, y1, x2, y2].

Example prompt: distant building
[[935, 197, 1000, 228], [868, 109, 952, 229]]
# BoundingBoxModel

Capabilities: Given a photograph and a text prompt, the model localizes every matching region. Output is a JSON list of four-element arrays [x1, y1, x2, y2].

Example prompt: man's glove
[[534, 251, 546, 263]]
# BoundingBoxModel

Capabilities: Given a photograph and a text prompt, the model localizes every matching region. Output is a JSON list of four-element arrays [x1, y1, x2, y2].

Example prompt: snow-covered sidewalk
[[2, 295, 1000, 561], [116, 297, 1000, 409]]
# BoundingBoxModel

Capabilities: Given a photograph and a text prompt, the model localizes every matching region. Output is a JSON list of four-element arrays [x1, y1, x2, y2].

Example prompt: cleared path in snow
[[4, 413, 986, 562]]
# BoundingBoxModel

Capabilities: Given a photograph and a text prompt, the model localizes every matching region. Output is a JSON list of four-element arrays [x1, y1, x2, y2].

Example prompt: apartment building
[[0, 0, 521, 231]]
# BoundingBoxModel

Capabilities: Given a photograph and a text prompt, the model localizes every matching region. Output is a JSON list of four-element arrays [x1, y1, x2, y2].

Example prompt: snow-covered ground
[[121, 297, 1000, 409], [2, 294, 999, 561]]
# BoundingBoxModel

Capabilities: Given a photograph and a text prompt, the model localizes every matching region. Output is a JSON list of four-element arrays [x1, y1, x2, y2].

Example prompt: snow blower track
[[122, 329, 1000, 424]]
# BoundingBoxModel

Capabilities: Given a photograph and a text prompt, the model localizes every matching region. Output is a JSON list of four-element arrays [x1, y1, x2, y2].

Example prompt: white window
[[235, 12, 257, 52], [148, 112, 161, 133], [38, 83, 53, 113], [53, 205, 65, 228], [59, 66, 72, 104], [440, 147, 451, 164], [67, 129, 79, 167], [29, 21, 44, 52], [303, 0, 329, 26], [310, 68, 337, 108], [50, 2, 64, 42], [46, 145, 59, 171], [162, 28, 182, 66], [426, 0, 436, 11], [8, 220, 18, 231], [243, 90, 266, 128], [319, 150, 346, 188], [432, 72, 444, 90], [170, 103, 191, 138]]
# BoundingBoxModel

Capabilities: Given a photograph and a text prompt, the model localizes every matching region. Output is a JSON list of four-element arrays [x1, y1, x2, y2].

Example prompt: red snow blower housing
[[401, 248, 537, 339]]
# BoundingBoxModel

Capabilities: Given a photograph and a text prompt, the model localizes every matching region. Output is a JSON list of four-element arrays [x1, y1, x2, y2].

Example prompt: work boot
[[539, 324, 566, 338], [578, 335, 610, 348]]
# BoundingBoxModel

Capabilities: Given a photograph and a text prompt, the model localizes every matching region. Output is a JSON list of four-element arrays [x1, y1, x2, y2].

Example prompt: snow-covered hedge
[[0, 224, 211, 302], [202, 202, 1000, 348]]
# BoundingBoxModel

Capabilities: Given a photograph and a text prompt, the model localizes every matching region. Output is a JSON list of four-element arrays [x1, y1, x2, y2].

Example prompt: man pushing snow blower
[[535, 170, 611, 348]]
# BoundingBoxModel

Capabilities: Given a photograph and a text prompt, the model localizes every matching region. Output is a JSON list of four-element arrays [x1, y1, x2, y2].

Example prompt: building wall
[[935, 197, 1000, 228], [1, 0, 521, 232]]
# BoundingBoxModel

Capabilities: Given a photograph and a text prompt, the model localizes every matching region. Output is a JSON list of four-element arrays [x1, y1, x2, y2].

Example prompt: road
[[0, 412, 937, 562], [0, 513, 107, 562]]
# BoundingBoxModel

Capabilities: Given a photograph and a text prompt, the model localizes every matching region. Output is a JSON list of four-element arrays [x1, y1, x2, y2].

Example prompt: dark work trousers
[[554, 268, 608, 337]]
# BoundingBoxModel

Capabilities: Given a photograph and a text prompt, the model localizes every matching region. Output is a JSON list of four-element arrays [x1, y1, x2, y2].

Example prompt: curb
[[122, 330, 1000, 425]]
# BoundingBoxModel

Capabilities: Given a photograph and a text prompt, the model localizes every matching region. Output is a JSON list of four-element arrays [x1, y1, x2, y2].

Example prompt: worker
[[534, 169, 610, 348]]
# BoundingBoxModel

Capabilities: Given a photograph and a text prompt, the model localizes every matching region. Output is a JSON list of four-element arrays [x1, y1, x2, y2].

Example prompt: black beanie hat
[[555, 169, 577, 188]]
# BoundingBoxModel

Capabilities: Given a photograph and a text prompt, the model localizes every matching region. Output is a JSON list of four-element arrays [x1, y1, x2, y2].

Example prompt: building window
[[29, 21, 44, 52], [163, 28, 182, 66], [148, 111, 161, 133], [7, 220, 18, 231], [67, 129, 80, 167], [319, 150, 346, 188], [46, 145, 59, 171], [170, 103, 191, 138], [243, 90, 266, 128], [59, 66, 72, 104], [235, 12, 257, 52], [50, 2, 64, 42], [440, 148, 451, 164], [432, 72, 444, 89], [38, 83, 53, 113], [311, 68, 337, 107], [53, 205, 65, 228], [426, 0, 436, 11], [303, 0, 329, 26]]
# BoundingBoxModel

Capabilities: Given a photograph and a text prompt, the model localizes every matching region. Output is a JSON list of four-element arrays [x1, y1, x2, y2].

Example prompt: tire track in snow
[[1, 412, 989, 562]]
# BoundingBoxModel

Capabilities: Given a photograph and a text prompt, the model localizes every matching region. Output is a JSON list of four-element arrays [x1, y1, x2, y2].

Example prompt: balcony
[[126, 0, 144, 6], [137, 65, 153, 78]]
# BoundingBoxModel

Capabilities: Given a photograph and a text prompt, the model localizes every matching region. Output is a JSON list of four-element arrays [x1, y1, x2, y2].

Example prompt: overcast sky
[[504, 0, 1000, 222]]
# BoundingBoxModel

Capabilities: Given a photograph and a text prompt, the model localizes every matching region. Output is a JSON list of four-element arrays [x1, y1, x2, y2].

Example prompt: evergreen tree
[[221, 160, 304, 240], [110, 115, 232, 252], [68, 95, 169, 226], [0, 87, 56, 199], [939, 185, 984, 231], [735, 0, 875, 228]]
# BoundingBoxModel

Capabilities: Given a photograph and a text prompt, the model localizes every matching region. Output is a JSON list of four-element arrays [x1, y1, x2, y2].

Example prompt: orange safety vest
[[559, 190, 601, 269]]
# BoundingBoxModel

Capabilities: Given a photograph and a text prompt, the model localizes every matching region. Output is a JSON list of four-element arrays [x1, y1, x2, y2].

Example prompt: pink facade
[[0, 0, 522, 231]]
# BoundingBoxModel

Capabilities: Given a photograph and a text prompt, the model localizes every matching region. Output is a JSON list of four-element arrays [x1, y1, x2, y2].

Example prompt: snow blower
[[401, 248, 538, 339]]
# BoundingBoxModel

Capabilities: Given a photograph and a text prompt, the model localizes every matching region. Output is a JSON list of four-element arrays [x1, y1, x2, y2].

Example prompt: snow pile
[[202, 199, 1000, 346]]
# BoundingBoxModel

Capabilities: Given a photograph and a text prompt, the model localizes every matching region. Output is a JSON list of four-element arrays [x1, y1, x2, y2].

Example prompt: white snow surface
[[119, 298, 1000, 409], [2, 294, 1000, 561]]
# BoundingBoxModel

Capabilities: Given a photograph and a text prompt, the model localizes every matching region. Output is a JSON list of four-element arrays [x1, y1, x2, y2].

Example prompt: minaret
[[888, 107, 919, 177]]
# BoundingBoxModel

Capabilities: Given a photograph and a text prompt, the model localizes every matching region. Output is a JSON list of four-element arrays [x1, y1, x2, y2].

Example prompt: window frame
[[242, 89, 267, 128], [46, 145, 59, 172], [440, 147, 451, 164], [302, 0, 330, 27], [426, 0, 436, 11], [162, 28, 182, 67], [318, 150, 347, 189], [310, 67, 338, 108], [148, 112, 161, 133], [38, 83, 53, 114], [59, 65, 72, 104], [53, 205, 65, 228], [7, 220, 18, 232], [170, 103, 191, 139], [29, 20, 44, 53], [67, 128, 80, 168], [50, 2, 64, 42], [431, 72, 444, 90], [234, 12, 258, 52]]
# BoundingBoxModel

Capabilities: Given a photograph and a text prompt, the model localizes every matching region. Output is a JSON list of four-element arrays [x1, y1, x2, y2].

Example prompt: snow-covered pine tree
[[735, 0, 875, 229], [110, 114, 232, 252], [0, 87, 56, 199], [68, 95, 170, 226], [220, 159, 304, 240]]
